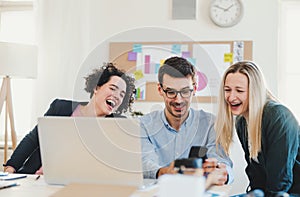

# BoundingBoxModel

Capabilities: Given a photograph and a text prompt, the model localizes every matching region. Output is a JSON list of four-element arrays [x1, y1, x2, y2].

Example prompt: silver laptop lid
[[38, 117, 143, 187]]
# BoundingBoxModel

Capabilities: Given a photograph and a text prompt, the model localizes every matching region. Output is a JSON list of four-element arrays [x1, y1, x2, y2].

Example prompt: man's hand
[[206, 164, 228, 186], [157, 162, 176, 178], [203, 158, 228, 188]]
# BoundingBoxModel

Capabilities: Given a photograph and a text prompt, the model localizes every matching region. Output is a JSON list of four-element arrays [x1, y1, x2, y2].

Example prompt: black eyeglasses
[[160, 84, 193, 99]]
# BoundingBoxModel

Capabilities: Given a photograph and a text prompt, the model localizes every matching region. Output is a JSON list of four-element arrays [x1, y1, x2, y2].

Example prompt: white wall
[[33, 0, 279, 194], [35, 0, 278, 116]]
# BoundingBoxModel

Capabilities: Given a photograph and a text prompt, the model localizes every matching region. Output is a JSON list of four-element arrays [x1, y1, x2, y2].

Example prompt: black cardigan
[[236, 101, 300, 195]]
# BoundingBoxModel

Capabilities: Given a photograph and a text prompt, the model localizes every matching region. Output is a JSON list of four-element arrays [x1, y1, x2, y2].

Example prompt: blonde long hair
[[215, 61, 274, 158]]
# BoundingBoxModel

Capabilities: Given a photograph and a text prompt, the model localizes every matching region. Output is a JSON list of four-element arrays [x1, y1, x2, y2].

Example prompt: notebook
[[38, 117, 145, 187]]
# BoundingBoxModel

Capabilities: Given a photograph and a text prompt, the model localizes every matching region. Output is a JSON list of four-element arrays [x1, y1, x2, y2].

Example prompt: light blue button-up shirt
[[139, 108, 233, 183]]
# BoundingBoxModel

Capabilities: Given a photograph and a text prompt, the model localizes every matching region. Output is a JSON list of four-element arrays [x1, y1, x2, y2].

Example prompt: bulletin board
[[109, 41, 252, 102]]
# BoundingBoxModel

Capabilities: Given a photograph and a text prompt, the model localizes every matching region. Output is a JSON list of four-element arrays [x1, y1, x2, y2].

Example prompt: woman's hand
[[4, 166, 16, 173], [35, 166, 43, 175]]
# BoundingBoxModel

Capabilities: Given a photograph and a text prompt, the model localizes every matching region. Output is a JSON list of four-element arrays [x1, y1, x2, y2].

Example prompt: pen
[[35, 175, 40, 180], [0, 183, 20, 190]]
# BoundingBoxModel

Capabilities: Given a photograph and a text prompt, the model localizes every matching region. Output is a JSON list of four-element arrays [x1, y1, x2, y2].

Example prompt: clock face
[[210, 0, 243, 27]]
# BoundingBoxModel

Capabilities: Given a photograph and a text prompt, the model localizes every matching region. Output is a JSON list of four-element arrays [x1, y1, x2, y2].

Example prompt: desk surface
[[0, 174, 231, 197]]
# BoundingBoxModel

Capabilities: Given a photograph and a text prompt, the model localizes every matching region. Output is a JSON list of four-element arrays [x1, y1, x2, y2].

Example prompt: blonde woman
[[215, 61, 300, 196]]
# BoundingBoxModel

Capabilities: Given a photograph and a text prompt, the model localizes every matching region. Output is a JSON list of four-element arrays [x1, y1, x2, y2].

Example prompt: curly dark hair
[[84, 63, 135, 114]]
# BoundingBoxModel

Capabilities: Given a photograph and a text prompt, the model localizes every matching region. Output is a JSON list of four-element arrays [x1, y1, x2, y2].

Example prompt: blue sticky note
[[172, 44, 181, 54], [187, 57, 196, 66], [133, 44, 142, 53], [155, 63, 160, 74]]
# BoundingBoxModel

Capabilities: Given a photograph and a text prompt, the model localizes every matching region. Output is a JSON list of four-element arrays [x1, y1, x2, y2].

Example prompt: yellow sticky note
[[134, 70, 144, 80], [224, 53, 233, 63], [160, 59, 165, 66]]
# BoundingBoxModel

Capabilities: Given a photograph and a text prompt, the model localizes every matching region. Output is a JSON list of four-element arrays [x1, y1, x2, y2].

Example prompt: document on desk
[[0, 174, 27, 181], [0, 172, 8, 176]]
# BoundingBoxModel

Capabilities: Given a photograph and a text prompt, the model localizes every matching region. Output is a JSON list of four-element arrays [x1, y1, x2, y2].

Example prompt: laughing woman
[[3, 63, 135, 175], [215, 61, 300, 196]]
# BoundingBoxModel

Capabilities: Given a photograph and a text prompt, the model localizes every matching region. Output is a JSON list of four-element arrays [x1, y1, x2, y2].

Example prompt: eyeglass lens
[[165, 89, 192, 98]]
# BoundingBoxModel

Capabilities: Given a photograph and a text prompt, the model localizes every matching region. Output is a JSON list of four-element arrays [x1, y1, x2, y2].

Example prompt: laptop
[[38, 117, 146, 187]]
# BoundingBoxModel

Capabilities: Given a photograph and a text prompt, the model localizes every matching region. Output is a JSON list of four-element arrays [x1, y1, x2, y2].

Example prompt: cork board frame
[[109, 41, 252, 102]]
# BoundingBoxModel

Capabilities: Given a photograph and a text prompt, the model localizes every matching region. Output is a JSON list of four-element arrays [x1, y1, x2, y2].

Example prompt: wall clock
[[209, 0, 244, 27]]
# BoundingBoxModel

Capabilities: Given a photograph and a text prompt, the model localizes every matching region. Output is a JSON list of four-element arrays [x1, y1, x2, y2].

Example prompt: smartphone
[[174, 158, 203, 169], [188, 146, 208, 162]]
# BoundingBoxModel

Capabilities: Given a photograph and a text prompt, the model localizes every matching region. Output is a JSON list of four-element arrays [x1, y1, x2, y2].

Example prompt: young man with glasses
[[140, 56, 233, 186]]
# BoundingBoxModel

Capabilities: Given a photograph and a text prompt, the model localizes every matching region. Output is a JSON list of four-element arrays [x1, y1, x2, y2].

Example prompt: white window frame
[[279, 0, 300, 121], [0, 0, 35, 144]]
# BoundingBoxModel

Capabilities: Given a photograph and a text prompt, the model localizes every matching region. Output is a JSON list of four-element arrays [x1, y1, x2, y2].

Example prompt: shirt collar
[[161, 108, 194, 132]]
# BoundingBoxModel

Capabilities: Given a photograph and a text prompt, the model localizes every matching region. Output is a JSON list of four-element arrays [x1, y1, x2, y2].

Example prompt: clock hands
[[224, 4, 234, 11], [213, 5, 226, 11], [213, 4, 235, 12]]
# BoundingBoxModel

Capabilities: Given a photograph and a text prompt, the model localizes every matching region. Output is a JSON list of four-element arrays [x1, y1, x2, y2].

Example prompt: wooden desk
[[0, 175, 231, 197]]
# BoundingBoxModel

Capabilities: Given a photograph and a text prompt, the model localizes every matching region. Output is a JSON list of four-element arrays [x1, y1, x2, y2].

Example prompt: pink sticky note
[[144, 55, 150, 74]]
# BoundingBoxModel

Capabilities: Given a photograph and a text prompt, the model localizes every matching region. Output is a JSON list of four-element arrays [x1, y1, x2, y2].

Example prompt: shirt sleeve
[[4, 99, 59, 171], [140, 119, 161, 179], [4, 125, 39, 171]]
